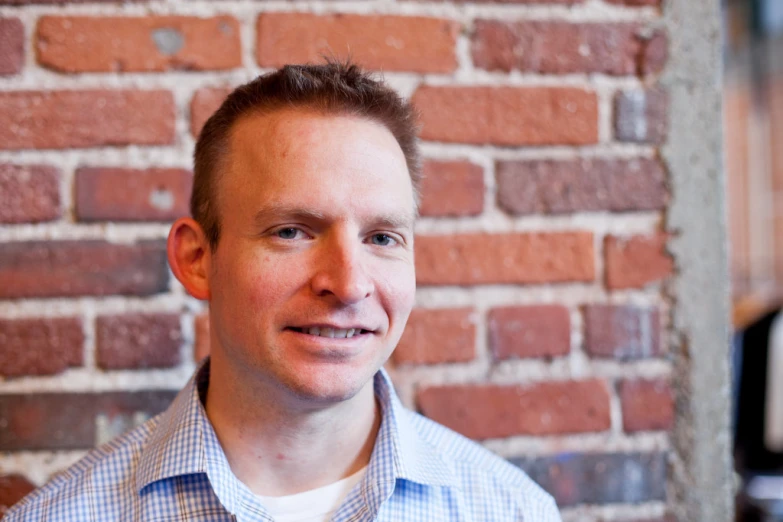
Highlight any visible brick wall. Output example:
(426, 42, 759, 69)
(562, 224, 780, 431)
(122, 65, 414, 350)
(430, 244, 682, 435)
(0, 1, 673, 520)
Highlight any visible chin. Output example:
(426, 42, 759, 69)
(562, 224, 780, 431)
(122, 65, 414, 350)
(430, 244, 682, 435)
(283, 381, 367, 408)
(278, 365, 376, 406)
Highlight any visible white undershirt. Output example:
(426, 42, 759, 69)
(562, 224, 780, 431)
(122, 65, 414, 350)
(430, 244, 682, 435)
(254, 466, 367, 522)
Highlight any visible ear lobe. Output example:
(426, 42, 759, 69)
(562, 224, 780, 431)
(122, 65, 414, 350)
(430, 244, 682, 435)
(167, 217, 211, 300)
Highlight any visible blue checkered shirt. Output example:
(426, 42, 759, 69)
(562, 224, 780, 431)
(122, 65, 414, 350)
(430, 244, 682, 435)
(6, 362, 562, 521)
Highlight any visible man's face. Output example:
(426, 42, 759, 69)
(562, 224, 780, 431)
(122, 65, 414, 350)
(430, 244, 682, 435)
(207, 109, 417, 405)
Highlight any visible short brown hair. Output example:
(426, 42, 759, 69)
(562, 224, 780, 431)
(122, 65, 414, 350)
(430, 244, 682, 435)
(192, 61, 422, 250)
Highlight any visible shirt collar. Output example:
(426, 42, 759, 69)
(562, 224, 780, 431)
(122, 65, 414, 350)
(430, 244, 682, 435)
(136, 360, 456, 497)
(135, 359, 210, 493)
(372, 368, 455, 488)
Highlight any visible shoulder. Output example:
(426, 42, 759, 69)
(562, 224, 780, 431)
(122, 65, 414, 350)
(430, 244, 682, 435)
(3, 416, 159, 521)
(406, 409, 536, 488)
(405, 409, 561, 520)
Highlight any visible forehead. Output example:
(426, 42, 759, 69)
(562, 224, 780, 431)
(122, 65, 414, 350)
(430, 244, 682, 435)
(219, 108, 415, 223)
(231, 108, 403, 160)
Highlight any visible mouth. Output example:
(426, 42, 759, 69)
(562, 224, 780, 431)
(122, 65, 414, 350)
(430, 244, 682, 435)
(286, 326, 374, 339)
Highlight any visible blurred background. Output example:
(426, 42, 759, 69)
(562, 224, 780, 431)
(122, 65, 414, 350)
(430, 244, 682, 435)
(725, 0, 783, 520)
(726, 0, 783, 319)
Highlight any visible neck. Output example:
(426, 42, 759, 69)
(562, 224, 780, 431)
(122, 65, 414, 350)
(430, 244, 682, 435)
(204, 356, 381, 497)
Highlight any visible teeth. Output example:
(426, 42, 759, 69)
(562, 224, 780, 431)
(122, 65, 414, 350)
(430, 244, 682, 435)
(303, 327, 359, 338)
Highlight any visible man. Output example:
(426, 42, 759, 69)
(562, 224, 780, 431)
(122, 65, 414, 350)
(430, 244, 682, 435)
(6, 62, 562, 521)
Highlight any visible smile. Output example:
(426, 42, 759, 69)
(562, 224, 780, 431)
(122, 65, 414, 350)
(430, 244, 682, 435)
(287, 327, 372, 339)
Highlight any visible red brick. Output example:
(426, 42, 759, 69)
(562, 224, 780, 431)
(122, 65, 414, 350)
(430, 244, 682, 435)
(512, 452, 667, 506)
(488, 305, 570, 359)
(0, 18, 24, 75)
(190, 87, 231, 137)
(605, 233, 673, 289)
(257, 13, 459, 74)
(392, 308, 476, 365)
(419, 160, 484, 217)
(417, 379, 611, 439)
(620, 378, 674, 432)
(641, 30, 668, 75)
(0, 391, 176, 450)
(0, 240, 168, 298)
(36, 16, 240, 74)
(96, 314, 181, 370)
(194, 313, 209, 362)
(614, 87, 668, 143)
(412, 86, 598, 145)
(472, 21, 664, 76)
(0, 475, 35, 517)
(497, 158, 667, 215)
(415, 232, 595, 285)
(583, 304, 660, 359)
(0, 164, 61, 223)
(0, 90, 175, 150)
(0, 318, 83, 377)
(75, 167, 192, 222)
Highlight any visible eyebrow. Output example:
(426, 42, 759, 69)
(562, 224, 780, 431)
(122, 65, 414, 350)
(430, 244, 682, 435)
(253, 205, 415, 230)
(253, 206, 326, 226)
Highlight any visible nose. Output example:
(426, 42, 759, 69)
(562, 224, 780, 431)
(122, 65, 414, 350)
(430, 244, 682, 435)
(310, 233, 374, 305)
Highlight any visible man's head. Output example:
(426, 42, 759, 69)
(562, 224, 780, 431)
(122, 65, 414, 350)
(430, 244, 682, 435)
(192, 61, 422, 251)
(168, 62, 420, 407)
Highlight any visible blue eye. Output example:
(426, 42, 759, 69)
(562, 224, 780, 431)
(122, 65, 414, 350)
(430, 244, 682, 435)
(371, 234, 394, 246)
(277, 228, 299, 239)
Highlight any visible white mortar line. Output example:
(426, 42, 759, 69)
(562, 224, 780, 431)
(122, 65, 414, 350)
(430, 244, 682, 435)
(561, 501, 667, 522)
(484, 430, 669, 457)
(0, 2, 661, 22)
(569, 305, 590, 379)
(0, 143, 658, 168)
(0, 451, 88, 486)
(0, 366, 195, 393)
(0, 210, 663, 242)
(414, 210, 663, 234)
(81, 300, 97, 371)
(0, 70, 647, 92)
(608, 376, 624, 434)
(0, 293, 194, 318)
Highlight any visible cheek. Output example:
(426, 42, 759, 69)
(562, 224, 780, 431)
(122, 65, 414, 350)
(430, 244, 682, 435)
(378, 261, 417, 322)
(214, 250, 289, 313)
(243, 253, 310, 308)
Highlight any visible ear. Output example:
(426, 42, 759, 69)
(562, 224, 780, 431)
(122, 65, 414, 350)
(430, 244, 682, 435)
(167, 217, 211, 300)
